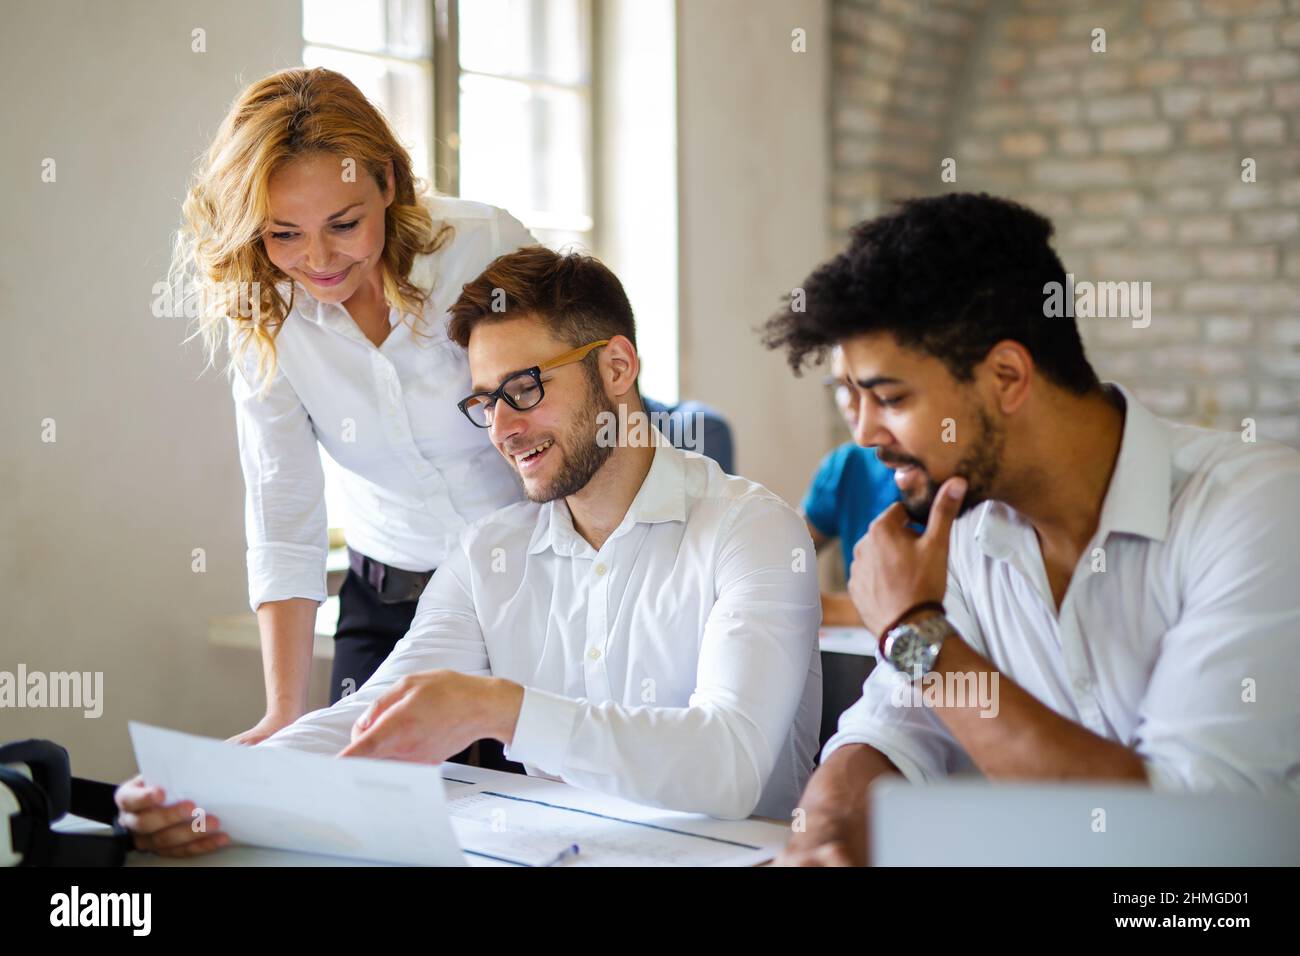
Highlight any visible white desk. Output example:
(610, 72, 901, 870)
(818, 626, 875, 657)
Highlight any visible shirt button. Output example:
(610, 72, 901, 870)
(594, 563, 607, 577)
(587, 647, 602, 661)
(1074, 676, 1092, 693)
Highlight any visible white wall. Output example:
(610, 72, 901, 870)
(1, 0, 311, 781)
(676, 0, 831, 504)
(595, 0, 680, 404)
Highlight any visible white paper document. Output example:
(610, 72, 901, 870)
(440, 766, 786, 867)
(128, 722, 464, 866)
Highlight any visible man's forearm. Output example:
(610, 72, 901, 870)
(792, 743, 900, 854)
(259, 674, 379, 753)
(931, 631, 1147, 781)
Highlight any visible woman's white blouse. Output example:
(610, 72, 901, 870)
(231, 197, 533, 611)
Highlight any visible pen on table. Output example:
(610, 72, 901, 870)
(539, 843, 580, 867)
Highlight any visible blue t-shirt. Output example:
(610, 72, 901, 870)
(802, 443, 901, 581)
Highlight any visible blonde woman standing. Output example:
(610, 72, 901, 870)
(177, 67, 529, 751)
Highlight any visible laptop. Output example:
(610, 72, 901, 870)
(870, 778, 1300, 866)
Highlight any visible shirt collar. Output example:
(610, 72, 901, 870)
(527, 427, 687, 557)
(279, 278, 394, 343)
(1093, 382, 1171, 542)
(973, 381, 1172, 561)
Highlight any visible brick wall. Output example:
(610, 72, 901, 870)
(831, 0, 1300, 443)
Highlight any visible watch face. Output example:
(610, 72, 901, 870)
(890, 631, 930, 677)
(886, 617, 948, 678)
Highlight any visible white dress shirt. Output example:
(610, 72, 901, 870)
(231, 197, 533, 611)
(262, 435, 824, 820)
(825, 383, 1300, 795)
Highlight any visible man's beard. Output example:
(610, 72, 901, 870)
(886, 406, 1005, 524)
(524, 373, 616, 504)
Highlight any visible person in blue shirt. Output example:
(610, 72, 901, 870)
(802, 347, 901, 626)
(642, 396, 734, 474)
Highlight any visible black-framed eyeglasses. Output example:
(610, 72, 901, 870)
(457, 339, 610, 428)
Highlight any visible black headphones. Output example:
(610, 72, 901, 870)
(1, 739, 130, 867)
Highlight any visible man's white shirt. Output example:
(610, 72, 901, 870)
(825, 383, 1300, 795)
(263, 435, 824, 820)
(232, 197, 532, 611)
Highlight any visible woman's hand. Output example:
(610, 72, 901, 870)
(227, 710, 298, 746)
(113, 776, 230, 857)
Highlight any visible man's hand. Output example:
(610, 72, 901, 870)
(339, 671, 524, 763)
(227, 710, 299, 746)
(774, 823, 866, 867)
(772, 745, 896, 867)
(849, 476, 967, 635)
(114, 776, 230, 857)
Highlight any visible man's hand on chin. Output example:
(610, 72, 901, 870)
(848, 475, 966, 636)
(338, 671, 524, 764)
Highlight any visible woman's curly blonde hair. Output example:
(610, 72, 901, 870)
(173, 67, 451, 392)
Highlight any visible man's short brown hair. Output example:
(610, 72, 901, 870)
(448, 245, 637, 354)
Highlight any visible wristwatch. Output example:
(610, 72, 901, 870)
(881, 612, 954, 680)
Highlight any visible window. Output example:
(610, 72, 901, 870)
(452, 0, 594, 249)
(303, 0, 434, 186)
(302, 0, 594, 250)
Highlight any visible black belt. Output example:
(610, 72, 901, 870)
(347, 547, 435, 604)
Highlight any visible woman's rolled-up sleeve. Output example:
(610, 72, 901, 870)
(230, 351, 328, 611)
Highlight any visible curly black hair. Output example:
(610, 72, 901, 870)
(762, 192, 1100, 395)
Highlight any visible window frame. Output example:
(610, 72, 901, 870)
(433, 0, 598, 247)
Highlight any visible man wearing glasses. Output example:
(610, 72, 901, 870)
(116, 245, 822, 853)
